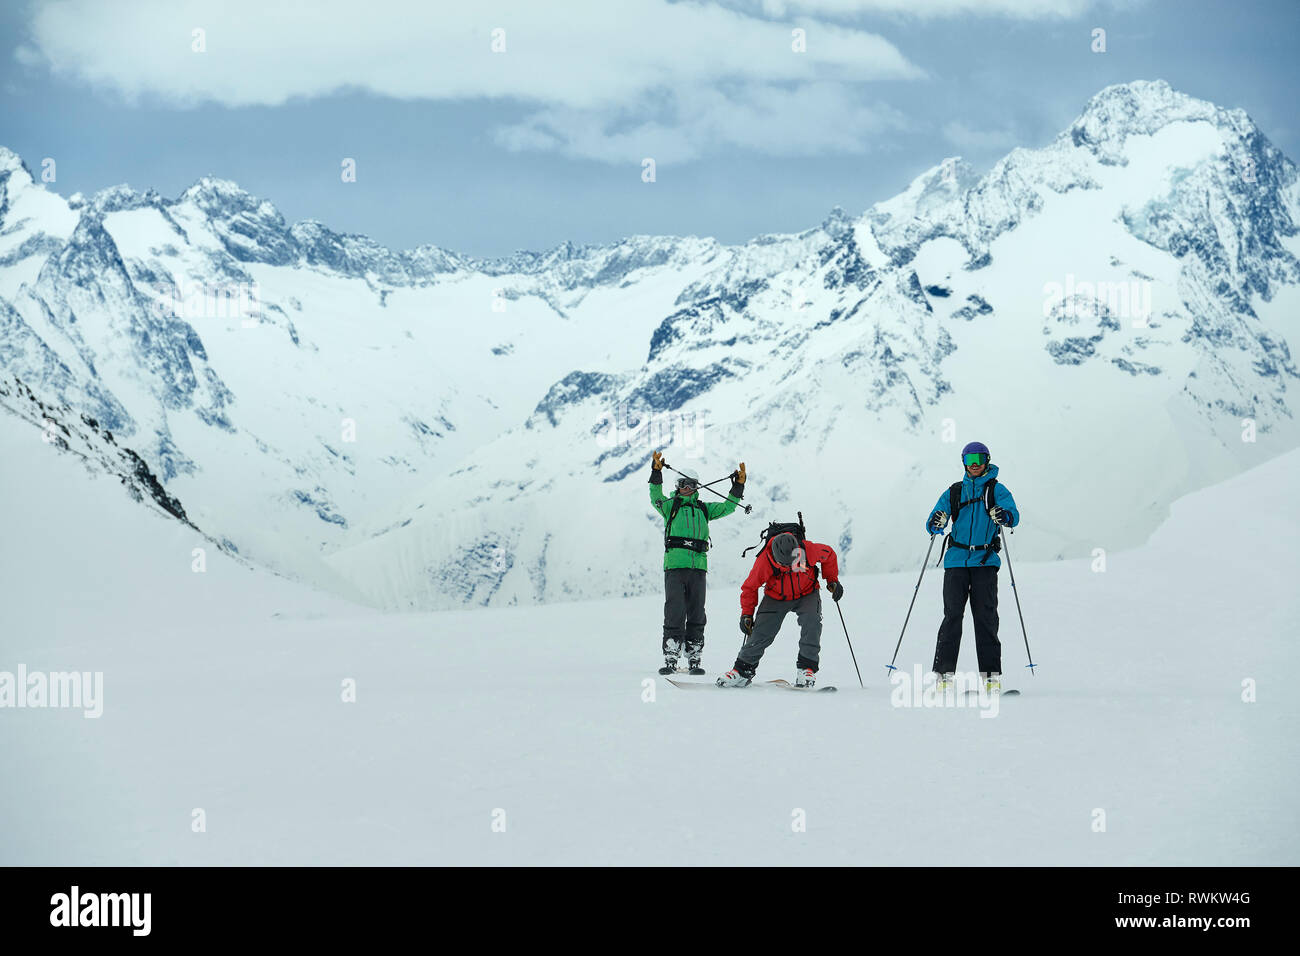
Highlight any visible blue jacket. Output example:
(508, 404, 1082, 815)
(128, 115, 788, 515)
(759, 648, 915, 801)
(923, 464, 1020, 569)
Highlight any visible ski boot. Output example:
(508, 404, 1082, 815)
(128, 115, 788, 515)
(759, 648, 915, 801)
(936, 671, 956, 692)
(716, 665, 754, 688)
(983, 672, 1002, 694)
(658, 656, 680, 676)
(687, 658, 706, 676)
(795, 667, 816, 689)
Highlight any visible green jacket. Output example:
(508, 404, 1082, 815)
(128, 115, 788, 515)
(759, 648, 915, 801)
(649, 471, 743, 570)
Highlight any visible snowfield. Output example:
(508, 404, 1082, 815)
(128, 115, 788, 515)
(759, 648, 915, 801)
(2, 409, 1294, 866)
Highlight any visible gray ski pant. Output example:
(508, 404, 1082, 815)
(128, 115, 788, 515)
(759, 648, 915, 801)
(737, 590, 823, 672)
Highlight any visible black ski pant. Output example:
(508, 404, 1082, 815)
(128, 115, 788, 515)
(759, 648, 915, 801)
(932, 566, 1001, 674)
(737, 590, 822, 674)
(663, 568, 707, 661)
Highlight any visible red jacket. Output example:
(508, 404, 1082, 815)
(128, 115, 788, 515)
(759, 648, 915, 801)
(740, 540, 839, 615)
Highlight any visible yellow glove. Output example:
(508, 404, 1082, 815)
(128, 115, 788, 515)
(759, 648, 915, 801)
(652, 451, 664, 470)
(736, 462, 746, 484)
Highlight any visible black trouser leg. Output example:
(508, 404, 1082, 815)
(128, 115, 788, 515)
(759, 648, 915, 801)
(682, 569, 707, 662)
(932, 568, 971, 674)
(969, 566, 1002, 674)
(662, 569, 687, 659)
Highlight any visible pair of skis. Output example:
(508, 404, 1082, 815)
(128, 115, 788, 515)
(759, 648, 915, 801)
(665, 677, 1022, 697)
(665, 677, 838, 693)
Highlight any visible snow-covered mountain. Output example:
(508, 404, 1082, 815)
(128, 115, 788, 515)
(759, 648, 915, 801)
(2, 79, 1298, 610)
(0, 146, 725, 598)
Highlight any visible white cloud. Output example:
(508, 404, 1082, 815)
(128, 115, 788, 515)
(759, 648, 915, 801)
(745, 0, 1094, 18)
(497, 82, 914, 163)
(16, 0, 927, 161)
(941, 120, 1021, 151)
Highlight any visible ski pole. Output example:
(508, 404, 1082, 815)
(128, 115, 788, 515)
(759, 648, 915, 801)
(697, 467, 750, 500)
(697, 472, 737, 490)
(885, 533, 938, 678)
(834, 600, 864, 688)
(662, 460, 752, 514)
(1000, 529, 1037, 675)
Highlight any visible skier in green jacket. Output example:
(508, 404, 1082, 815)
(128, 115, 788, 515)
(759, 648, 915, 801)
(648, 450, 746, 675)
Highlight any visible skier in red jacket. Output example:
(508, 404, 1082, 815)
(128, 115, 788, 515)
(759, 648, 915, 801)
(717, 528, 843, 688)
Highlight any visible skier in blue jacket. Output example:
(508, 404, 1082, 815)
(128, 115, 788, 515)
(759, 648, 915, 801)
(923, 441, 1020, 693)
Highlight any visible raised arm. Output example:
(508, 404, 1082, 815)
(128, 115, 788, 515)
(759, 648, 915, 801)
(706, 462, 746, 519)
(649, 451, 671, 517)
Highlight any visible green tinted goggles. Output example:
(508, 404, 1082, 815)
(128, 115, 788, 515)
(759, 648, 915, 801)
(963, 452, 989, 467)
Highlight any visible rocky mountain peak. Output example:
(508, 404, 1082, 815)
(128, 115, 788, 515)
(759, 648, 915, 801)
(1066, 79, 1242, 164)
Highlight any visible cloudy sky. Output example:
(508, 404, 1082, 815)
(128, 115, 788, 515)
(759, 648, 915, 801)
(3, 0, 1296, 257)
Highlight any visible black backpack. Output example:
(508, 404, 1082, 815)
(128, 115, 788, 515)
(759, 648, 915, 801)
(742, 512, 806, 558)
(937, 478, 1001, 567)
(743, 512, 820, 582)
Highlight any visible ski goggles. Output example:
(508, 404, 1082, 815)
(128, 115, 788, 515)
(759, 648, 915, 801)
(675, 477, 699, 492)
(963, 452, 990, 467)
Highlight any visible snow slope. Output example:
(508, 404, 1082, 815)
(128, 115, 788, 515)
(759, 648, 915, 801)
(2, 402, 1294, 865)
